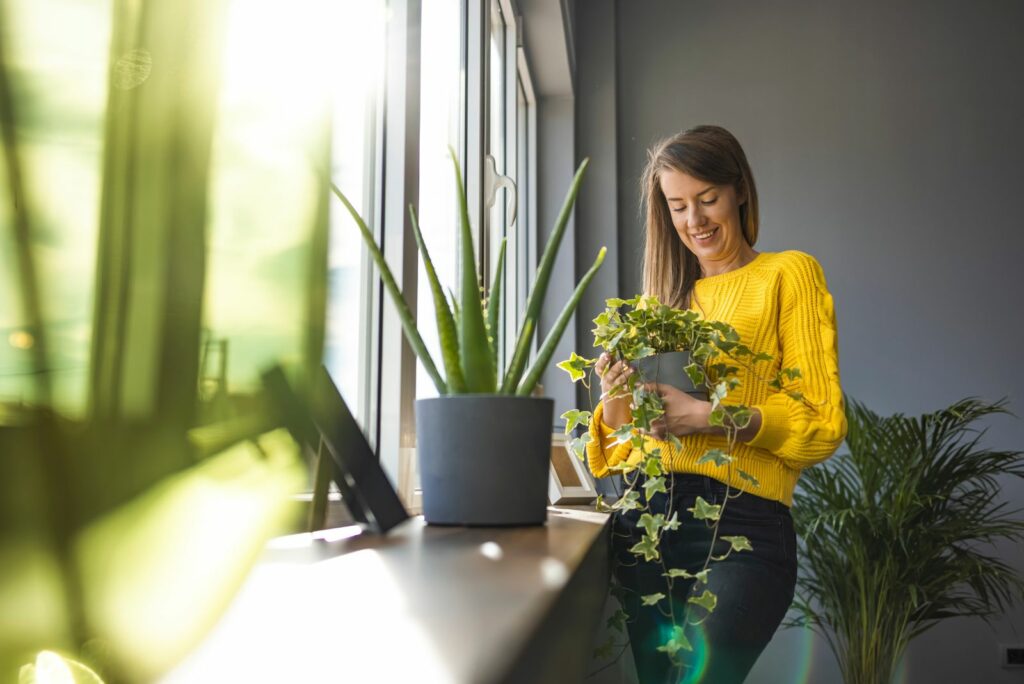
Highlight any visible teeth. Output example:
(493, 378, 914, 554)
(695, 227, 717, 239)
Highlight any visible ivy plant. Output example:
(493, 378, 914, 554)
(559, 294, 806, 675)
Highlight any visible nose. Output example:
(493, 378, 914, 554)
(686, 206, 707, 230)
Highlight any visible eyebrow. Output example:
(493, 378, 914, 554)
(665, 186, 716, 201)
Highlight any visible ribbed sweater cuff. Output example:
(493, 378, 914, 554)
(747, 401, 790, 454)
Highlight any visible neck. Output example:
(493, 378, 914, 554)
(699, 246, 758, 277)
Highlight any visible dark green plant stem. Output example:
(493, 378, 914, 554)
(330, 182, 446, 394)
(449, 146, 496, 393)
(501, 158, 589, 394)
(409, 204, 463, 393)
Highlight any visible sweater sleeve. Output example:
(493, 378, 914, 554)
(586, 401, 642, 478)
(746, 252, 848, 469)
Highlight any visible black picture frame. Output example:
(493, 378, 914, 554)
(262, 365, 409, 534)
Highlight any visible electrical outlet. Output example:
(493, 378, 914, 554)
(999, 644, 1024, 668)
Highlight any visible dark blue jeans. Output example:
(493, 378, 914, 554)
(611, 472, 797, 684)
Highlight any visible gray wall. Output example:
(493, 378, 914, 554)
(575, 0, 1024, 682)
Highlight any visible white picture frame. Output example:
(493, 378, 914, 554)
(548, 432, 598, 505)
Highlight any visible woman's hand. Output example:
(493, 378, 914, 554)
(642, 382, 712, 439)
(595, 352, 635, 429)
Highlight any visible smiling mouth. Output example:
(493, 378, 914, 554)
(693, 226, 719, 241)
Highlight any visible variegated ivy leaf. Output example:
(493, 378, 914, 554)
(569, 433, 593, 461)
(642, 456, 664, 477)
(631, 537, 660, 562)
(697, 449, 733, 467)
(737, 469, 760, 488)
(642, 476, 667, 499)
(663, 568, 695, 579)
(641, 593, 666, 607)
(614, 489, 643, 511)
(663, 511, 681, 531)
(656, 625, 692, 655)
(605, 297, 627, 307)
(687, 496, 722, 521)
(768, 377, 783, 390)
(693, 568, 711, 584)
(633, 345, 656, 360)
(753, 351, 774, 363)
(688, 589, 718, 613)
(782, 367, 802, 381)
(609, 423, 635, 446)
(630, 434, 646, 449)
(711, 381, 728, 403)
(721, 535, 753, 552)
(561, 408, 591, 435)
(726, 377, 742, 391)
(608, 461, 638, 474)
(708, 407, 726, 427)
(787, 391, 804, 402)
(725, 406, 753, 429)
(556, 352, 594, 382)
(638, 512, 666, 538)
(594, 494, 613, 513)
(684, 363, 706, 387)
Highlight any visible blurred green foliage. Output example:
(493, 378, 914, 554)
(1, 0, 330, 680)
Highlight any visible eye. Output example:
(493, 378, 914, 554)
(701, 197, 718, 205)
(671, 206, 685, 213)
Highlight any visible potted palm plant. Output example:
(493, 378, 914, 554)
(331, 148, 606, 526)
(789, 396, 1024, 684)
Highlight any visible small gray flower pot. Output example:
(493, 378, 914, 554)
(635, 351, 709, 400)
(416, 395, 554, 526)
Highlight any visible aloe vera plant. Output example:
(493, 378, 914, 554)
(331, 147, 606, 397)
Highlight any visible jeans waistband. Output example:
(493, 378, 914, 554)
(630, 471, 790, 514)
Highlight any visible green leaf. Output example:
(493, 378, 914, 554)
(631, 537, 660, 562)
(737, 469, 760, 488)
(449, 147, 497, 392)
(688, 589, 718, 613)
(609, 608, 628, 632)
(331, 183, 446, 394)
(502, 158, 590, 393)
(609, 423, 635, 446)
(516, 246, 607, 395)
(693, 568, 711, 584)
(684, 363, 706, 387)
(641, 592, 666, 606)
(753, 352, 774, 362)
(663, 568, 695, 578)
(569, 433, 593, 461)
(666, 433, 683, 452)
(408, 204, 464, 393)
(605, 297, 627, 307)
(643, 475, 667, 499)
(656, 625, 692, 655)
(783, 367, 802, 381)
(663, 511, 681, 531)
(638, 512, 666, 538)
(721, 535, 753, 552)
(557, 351, 595, 383)
(787, 391, 804, 402)
(486, 237, 507, 369)
(697, 449, 733, 467)
(615, 489, 642, 511)
(561, 408, 591, 435)
(643, 456, 664, 477)
(687, 496, 722, 521)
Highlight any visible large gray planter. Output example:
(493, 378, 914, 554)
(635, 351, 709, 400)
(416, 395, 554, 526)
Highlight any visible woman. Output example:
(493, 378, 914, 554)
(587, 125, 847, 684)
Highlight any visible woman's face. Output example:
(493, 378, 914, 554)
(659, 168, 747, 267)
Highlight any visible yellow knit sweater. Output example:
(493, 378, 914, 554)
(587, 250, 847, 507)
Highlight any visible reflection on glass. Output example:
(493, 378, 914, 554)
(0, 0, 111, 415)
(416, 0, 462, 402)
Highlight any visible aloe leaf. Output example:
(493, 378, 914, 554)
(330, 182, 447, 394)
(486, 237, 507, 370)
(449, 146, 497, 392)
(409, 205, 465, 393)
(448, 286, 461, 338)
(516, 246, 606, 396)
(502, 157, 590, 393)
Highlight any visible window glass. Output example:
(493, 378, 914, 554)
(415, 0, 463, 402)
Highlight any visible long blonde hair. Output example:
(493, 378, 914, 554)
(641, 125, 759, 309)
